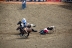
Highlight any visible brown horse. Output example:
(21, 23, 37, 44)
(16, 21, 37, 38)
(16, 25, 32, 38)
(23, 25, 32, 37)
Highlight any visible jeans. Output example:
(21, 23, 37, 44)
(22, 3, 26, 9)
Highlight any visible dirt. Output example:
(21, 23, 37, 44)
(0, 2, 72, 48)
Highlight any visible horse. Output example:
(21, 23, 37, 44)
(16, 21, 37, 38)
(17, 21, 22, 26)
(16, 25, 32, 38)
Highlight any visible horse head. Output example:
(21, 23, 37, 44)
(17, 21, 22, 25)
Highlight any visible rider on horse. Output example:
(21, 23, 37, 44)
(21, 18, 27, 28)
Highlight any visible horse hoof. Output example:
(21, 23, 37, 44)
(19, 33, 21, 34)
(33, 25, 36, 27)
(33, 30, 37, 32)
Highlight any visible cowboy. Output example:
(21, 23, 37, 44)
(21, 18, 27, 27)
(43, 27, 49, 34)
(22, 0, 26, 9)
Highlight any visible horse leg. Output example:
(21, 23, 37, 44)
(22, 33, 24, 36)
(16, 26, 20, 30)
(20, 28, 24, 36)
(32, 29, 37, 32)
(21, 30, 27, 36)
(27, 32, 30, 37)
(21, 31, 24, 36)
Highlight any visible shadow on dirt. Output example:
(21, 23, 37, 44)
(59, 2, 72, 10)
(0, 32, 20, 35)
(13, 33, 20, 35)
(16, 37, 29, 39)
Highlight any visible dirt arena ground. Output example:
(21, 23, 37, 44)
(0, 2, 72, 48)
